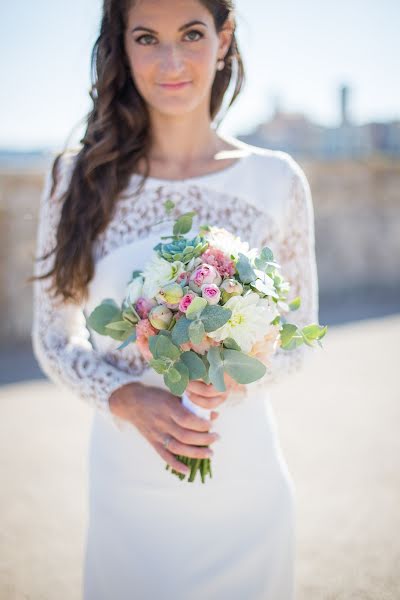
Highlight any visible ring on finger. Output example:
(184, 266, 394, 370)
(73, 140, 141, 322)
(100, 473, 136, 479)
(163, 433, 172, 450)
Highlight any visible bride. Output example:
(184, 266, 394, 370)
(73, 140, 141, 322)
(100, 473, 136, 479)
(31, 1, 319, 598)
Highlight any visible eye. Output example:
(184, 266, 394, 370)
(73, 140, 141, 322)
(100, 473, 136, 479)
(184, 29, 204, 41)
(135, 34, 156, 45)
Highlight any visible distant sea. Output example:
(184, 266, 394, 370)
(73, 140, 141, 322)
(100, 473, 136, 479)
(0, 149, 56, 172)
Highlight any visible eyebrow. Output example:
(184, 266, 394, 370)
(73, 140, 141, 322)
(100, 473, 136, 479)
(131, 19, 207, 34)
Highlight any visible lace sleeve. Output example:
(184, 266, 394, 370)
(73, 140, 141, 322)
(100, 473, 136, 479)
(245, 160, 319, 393)
(31, 154, 142, 431)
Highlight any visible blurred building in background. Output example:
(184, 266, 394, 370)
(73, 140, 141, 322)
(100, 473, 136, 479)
(239, 84, 400, 159)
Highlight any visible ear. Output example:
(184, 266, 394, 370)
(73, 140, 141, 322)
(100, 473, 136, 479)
(217, 15, 235, 58)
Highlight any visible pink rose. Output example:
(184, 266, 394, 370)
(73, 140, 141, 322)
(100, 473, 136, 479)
(189, 263, 221, 293)
(178, 291, 197, 313)
(201, 283, 221, 305)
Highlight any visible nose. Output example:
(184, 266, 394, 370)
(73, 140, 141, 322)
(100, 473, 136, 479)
(159, 43, 185, 74)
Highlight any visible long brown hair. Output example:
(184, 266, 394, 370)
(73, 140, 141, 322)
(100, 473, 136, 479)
(29, 0, 245, 305)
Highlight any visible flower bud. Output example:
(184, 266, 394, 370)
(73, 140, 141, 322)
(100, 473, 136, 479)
(220, 279, 243, 304)
(155, 282, 184, 309)
(148, 305, 173, 330)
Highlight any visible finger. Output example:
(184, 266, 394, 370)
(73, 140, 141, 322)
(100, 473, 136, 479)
(171, 405, 213, 432)
(165, 436, 214, 460)
(187, 380, 226, 397)
(169, 422, 220, 447)
(156, 442, 190, 475)
(186, 391, 228, 409)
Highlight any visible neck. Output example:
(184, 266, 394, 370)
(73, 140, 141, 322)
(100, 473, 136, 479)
(148, 105, 223, 171)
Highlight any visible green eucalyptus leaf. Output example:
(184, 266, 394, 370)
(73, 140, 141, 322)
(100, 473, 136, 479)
(148, 334, 158, 358)
(222, 337, 242, 351)
(200, 305, 232, 332)
(171, 316, 191, 345)
(188, 320, 206, 345)
(180, 351, 207, 380)
(279, 323, 298, 347)
(105, 320, 132, 332)
(116, 331, 137, 350)
(206, 347, 226, 392)
(173, 212, 196, 236)
(167, 366, 181, 383)
(155, 334, 181, 361)
(236, 252, 257, 284)
(108, 326, 136, 342)
(261, 247, 274, 262)
(222, 349, 266, 384)
(186, 296, 207, 320)
(86, 301, 121, 335)
(164, 361, 189, 396)
(149, 358, 168, 374)
(302, 323, 328, 340)
(288, 296, 301, 311)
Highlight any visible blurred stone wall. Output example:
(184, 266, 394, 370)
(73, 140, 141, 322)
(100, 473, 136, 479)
(0, 157, 399, 343)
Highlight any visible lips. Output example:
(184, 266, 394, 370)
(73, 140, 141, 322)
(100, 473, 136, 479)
(159, 81, 191, 90)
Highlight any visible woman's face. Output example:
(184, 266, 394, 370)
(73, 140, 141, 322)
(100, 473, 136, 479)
(124, 0, 233, 118)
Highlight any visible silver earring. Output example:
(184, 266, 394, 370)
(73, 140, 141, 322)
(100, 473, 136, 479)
(216, 59, 225, 71)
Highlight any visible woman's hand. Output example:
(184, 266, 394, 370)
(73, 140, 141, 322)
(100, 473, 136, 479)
(185, 373, 246, 410)
(109, 382, 221, 476)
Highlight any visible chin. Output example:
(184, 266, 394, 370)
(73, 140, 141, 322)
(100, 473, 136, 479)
(151, 99, 202, 117)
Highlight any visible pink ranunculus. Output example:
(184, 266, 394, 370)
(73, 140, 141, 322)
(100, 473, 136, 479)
(201, 247, 236, 278)
(178, 291, 197, 313)
(135, 296, 157, 319)
(201, 283, 221, 305)
(135, 318, 158, 362)
(189, 263, 221, 293)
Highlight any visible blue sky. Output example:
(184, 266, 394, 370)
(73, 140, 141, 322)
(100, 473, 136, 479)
(1, 0, 398, 149)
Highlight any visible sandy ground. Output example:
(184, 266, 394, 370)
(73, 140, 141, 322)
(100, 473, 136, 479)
(0, 314, 399, 600)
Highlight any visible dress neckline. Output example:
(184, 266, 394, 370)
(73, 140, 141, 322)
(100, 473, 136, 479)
(128, 149, 252, 185)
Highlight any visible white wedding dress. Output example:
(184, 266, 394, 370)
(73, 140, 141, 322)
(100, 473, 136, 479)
(31, 138, 319, 600)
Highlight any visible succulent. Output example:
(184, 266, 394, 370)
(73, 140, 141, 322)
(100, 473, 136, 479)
(154, 235, 209, 265)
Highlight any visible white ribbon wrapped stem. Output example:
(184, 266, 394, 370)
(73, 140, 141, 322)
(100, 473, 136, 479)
(181, 391, 211, 420)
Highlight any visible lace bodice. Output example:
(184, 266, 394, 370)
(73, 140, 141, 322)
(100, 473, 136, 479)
(31, 144, 319, 430)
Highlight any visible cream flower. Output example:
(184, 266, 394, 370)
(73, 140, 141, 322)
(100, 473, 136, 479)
(141, 253, 186, 299)
(207, 292, 279, 353)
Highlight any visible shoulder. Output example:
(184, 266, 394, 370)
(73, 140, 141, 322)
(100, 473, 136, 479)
(225, 137, 309, 206)
(225, 135, 306, 186)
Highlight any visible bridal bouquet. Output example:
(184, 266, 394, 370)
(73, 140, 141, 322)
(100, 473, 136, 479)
(87, 200, 327, 483)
